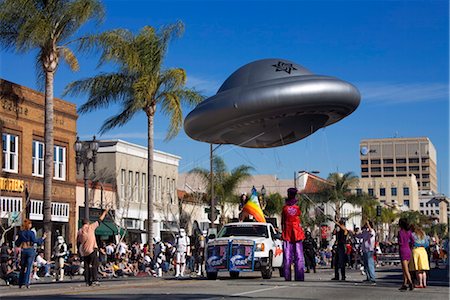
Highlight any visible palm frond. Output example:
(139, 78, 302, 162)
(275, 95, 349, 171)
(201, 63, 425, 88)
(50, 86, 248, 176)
(99, 98, 140, 134)
(64, 73, 133, 113)
(58, 46, 79, 71)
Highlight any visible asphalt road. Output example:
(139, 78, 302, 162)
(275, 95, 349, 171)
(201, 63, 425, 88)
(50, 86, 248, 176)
(1, 266, 448, 300)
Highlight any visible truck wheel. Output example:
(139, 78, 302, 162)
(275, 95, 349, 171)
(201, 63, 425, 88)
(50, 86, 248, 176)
(206, 272, 218, 280)
(230, 271, 240, 279)
(261, 252, 273, 279)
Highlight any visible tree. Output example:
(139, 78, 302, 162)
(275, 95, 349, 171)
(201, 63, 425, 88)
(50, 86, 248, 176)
(320, 172, 368, 221)
(398, 210, 431, 227)
(64, 22, 203, 251)
(189, 156, 253, 225)
(0, 0, 104, 259)
(264, 193, 284, 217)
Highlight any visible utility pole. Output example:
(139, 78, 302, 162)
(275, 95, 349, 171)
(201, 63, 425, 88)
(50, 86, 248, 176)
(210, 143, 215, 228)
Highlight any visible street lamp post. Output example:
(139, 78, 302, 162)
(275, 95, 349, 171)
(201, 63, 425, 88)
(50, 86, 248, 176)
(75, 136, 99, 221)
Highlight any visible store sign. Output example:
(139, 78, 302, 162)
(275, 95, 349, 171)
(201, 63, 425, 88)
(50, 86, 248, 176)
(0, 178, 24, 192)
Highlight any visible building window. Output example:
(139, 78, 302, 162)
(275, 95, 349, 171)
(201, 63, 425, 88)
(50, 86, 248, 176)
(135, 172, 139, 202)
(435, 210, 439, 215)
(422, 166, 429, 171)
(422, 182, 430, 187)
(172, 178, 176, 205)
(120, 169, 126, 199)
(396, 158, 407, 164)
(2, 133, 18, 173)
(396, 166, 407, 172)
(422, 174, 429, 179)
(421, 158, 429, 163)
(403, 187, 409, 196)
(420, 203, 424, 207)
(142, 173, 147, 203)
(391, 187, 397, 196)
(371, 159, 381, 164)
(409, 166, 419, 171)
(356, 188, 362, 196)
(53, 145, 66, 180)
(371, 167, 381, 172)
(361, 168, 368, 172)
(152, 175, 156, 203)
(128, 171, 133, 201)
(32, 141, 44, 177)
(166, 177, 173, 204)
(384, 167, 394, 172)
(409, 158, 419, 164)
(158, 176, 162, 202)
(380, 188, 386, 196)
(404, 200, 410, 207)
(361, 160, 368, 165)
(383, 159, 393, 164)
(368, 188, 374, 197)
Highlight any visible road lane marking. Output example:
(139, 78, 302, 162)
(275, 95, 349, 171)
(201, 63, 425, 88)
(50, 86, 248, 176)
(231, 285, 287, 296)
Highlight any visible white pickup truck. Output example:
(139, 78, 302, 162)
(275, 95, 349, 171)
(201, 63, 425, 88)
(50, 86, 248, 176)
(205, 222, 283, 280)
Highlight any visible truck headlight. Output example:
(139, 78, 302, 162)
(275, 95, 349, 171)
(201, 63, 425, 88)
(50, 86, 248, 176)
(255, 243, 265, 251)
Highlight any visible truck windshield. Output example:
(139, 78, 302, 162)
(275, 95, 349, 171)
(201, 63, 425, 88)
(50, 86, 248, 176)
(217, 225, 269, 238)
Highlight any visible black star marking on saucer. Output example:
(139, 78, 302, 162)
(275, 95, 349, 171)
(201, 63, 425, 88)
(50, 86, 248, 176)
(272, 61, 297, 74)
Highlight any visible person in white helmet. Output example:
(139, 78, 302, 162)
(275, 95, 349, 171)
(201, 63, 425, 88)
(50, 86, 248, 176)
(175, 228, 190, 278)
(153, 237, 166, 277)
(53, 235, 67, 281)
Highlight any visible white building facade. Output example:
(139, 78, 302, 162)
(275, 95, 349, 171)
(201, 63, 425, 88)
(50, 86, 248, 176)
(91, 140, 180, 243)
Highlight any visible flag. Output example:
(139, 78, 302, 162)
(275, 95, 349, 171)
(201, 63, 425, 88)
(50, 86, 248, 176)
(242, 189, 266, 223)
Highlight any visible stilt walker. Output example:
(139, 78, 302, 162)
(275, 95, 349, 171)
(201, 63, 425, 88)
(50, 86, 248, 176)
(281, 187, 305, 281)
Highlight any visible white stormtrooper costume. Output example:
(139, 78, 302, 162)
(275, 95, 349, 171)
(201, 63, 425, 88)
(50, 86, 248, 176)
(154, 237, 166, 277)
(53, 235, 68, 281)
(175, 228, 190, 278)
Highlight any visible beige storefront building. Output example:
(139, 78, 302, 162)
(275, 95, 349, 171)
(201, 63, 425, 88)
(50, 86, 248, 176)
(84, 140, 180, 243)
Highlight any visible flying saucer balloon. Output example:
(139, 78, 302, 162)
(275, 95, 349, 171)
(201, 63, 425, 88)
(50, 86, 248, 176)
(184, 58, 360, 148)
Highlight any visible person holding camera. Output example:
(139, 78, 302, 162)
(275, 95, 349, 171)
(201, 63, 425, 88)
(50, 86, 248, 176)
(354, 220, 376, 285)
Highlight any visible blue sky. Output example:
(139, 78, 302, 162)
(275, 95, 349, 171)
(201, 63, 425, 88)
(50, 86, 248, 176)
(0, 0, 448, 194)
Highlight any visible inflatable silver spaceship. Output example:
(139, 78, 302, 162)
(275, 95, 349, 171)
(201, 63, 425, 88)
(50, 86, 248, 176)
(184, 58, 360, 148)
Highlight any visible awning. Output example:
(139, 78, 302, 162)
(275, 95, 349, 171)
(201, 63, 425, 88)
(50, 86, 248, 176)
(78, 220, 124, 236)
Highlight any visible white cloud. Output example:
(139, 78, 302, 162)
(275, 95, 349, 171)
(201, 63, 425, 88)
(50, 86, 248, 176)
(359, 82, 448, 105)
(187, 75, 221, 96)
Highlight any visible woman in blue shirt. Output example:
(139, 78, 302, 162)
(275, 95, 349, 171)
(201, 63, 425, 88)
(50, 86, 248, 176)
(15, 219, 46, 288)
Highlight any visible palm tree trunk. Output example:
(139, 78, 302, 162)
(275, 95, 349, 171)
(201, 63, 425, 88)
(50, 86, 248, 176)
(335, 200, 341, 222)
(146, 111, 154, 256)
(43, 70, 54, 260)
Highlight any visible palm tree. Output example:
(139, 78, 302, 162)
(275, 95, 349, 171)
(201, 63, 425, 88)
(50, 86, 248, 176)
(64, 22, 203, 251)
(264, 193, 284, 217)
(380, 206, 398, 240)
(189, 156, 253, 225)
(320, 172, 368, 221)
(0, 0, 104, 259)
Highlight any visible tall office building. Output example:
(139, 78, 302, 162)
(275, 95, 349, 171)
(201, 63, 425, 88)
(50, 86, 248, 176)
(359, 137, 437, 193)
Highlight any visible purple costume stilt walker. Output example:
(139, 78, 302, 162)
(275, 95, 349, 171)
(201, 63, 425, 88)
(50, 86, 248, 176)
(281, 188, 305, 281)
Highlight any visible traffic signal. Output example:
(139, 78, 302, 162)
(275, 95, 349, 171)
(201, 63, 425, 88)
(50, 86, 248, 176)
(376, 205, 382, 217)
